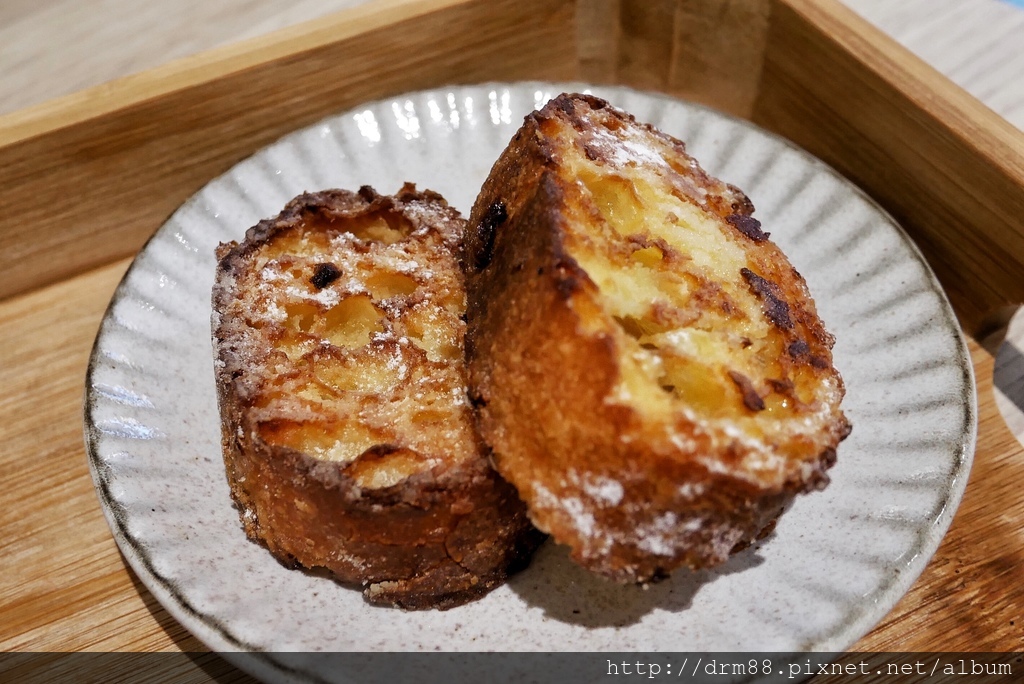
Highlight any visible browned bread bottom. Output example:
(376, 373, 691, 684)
(464, 94, 851, 583)
(212, 184, 543, 609)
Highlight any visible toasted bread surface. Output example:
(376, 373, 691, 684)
(213, 184, 541, 609)
(464, 94, 851, 582)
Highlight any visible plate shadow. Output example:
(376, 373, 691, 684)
(507, 536, 768, 628)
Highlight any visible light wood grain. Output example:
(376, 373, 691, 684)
(576, 0, 621, 84)
(0, 260, 259, 680)
(843, 0, 1024, 130)
(0, 258, 196, 652)
(2, 254, 1021, 665)
(2, 256, 1020, 660)
(579, 0, 1024, 335)
(580, 0, 770, 117)
(2, 0, 1024, 674)
(667, 0, 770, 117)
(4, 0, 1021, 328)
(0, 0, 576, 303)
(755, 0, 1024, 336)
(615, 0, 677, 94)
(855, 339, 1024, 651)
(0, 0, 367, 118)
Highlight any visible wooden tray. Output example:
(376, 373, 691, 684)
(2, 0, 1022, 668)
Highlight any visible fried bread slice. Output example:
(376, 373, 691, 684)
(464, 94, 851, 582)
(213, 184, 542, 609)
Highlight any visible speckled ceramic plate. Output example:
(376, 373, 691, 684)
(85, 83, 975, 671)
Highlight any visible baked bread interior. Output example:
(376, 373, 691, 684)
(212, 184, 542, 609)
(464, 94, 851, 582)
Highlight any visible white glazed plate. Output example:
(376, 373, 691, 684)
(85, 83, 975, 668)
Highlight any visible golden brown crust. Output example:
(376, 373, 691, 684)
(213, 184, 542, 609)
(465, 94, 851, 582)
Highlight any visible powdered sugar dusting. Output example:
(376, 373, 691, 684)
(579, 474, 624, 506)
(634, 512, 690, 556)
(586, 126, 669, 169)
(533, 483, 599, 543)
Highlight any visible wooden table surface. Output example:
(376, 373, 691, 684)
(2, 0, 1023, 677)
